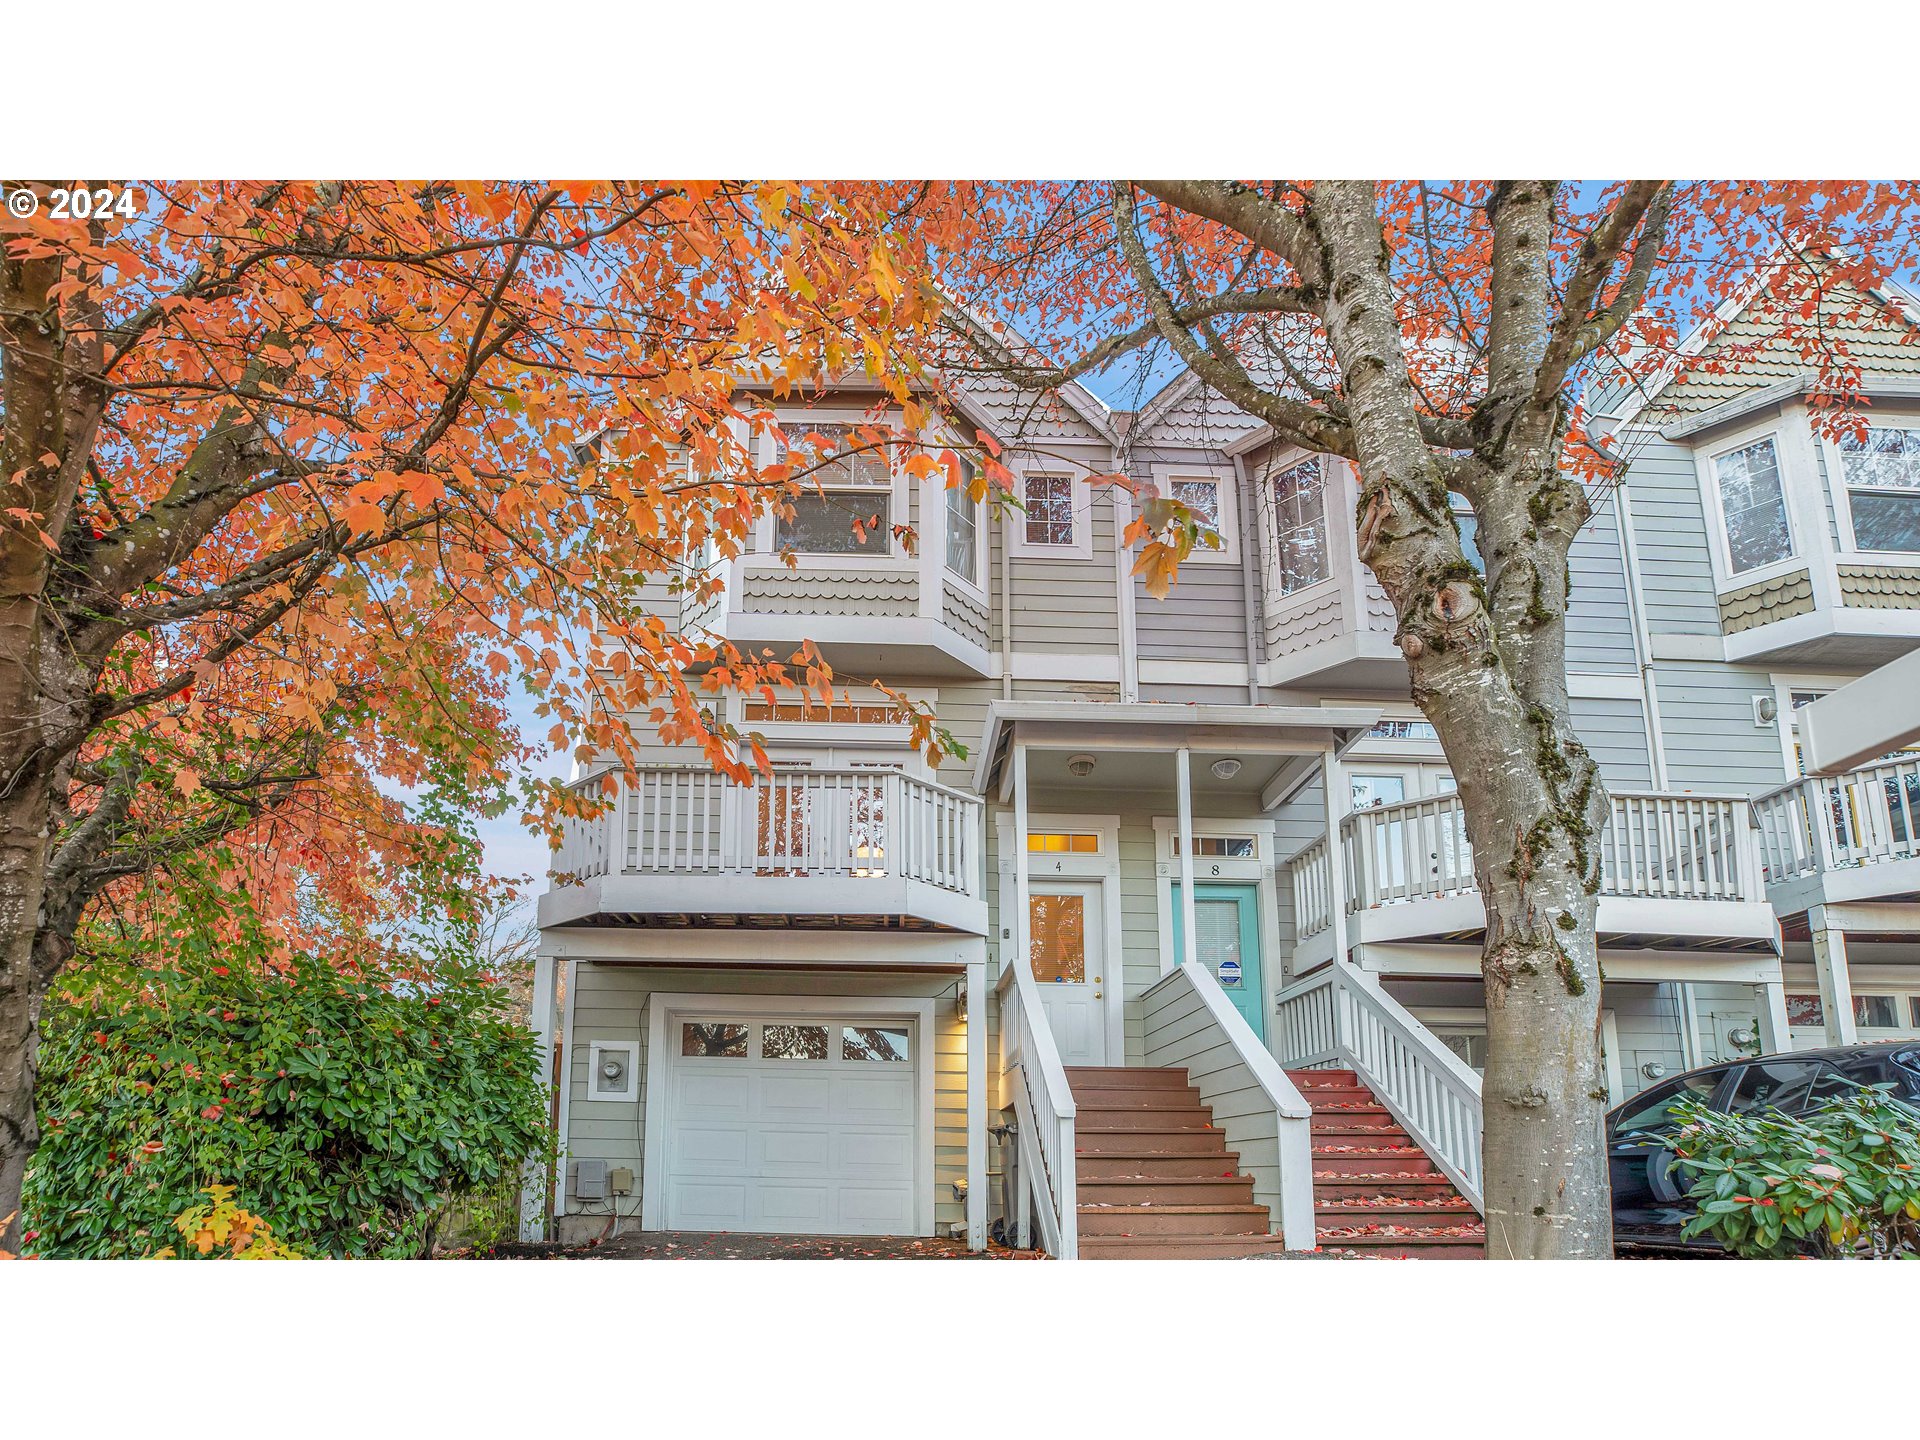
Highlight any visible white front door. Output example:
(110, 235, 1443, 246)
(1026, 882, 1107, 1066)
(663, 1015, 920, 1235)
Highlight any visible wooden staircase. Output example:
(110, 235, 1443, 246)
(1067, 1065, 1294, 1259)
(1287, 1068, 1486, 1259)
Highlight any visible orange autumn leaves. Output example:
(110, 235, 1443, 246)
(4, 180, 980, 958)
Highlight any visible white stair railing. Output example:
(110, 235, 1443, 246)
(1275, 962, 1485, 1211)
(994, 964, 1077, 1258)
(1754, 756, 1920, 883)
(1142, 962, 1316, 1248)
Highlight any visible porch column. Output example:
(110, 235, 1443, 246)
(1176, 746, 1199, 976)
(520, 950, 560, 1241)
(1810, 905, 1858, 1045)
(1754, 978, 1793, 1055)
(965, 956, 987, 1251)
(1321, 750, 1351, 965)
(1011, 740, 1033, 1248)
(1676, 983, 1704, 1070)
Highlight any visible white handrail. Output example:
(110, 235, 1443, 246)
(1336, 788, 1759, 912)
(551, 765, 982, 898)
(1274, 962, 1485, 1211)
(994, 964, 1078, 1259)
(1754, 757, 1920, 883)
(1142, 962, 1316, 1248)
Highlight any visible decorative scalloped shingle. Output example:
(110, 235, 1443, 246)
(740, 570, 918, 618)
(1838, 564, 1920, 609)
(1717, 569, 1815, 633)
(941, 583, 990, 648)
(1267, 592, 1344, 657)
(1655, 277, 1920, 418)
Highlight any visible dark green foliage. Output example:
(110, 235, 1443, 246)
(1660, 1088, 1920, 1258)
(23, 925, 549, 1258)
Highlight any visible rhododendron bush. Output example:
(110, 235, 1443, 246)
(19, 870, 546, 1258)
(1664, 1089, 1920, 1258)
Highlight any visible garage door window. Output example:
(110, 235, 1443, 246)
(682, 1022, 750, 1057)
(762, 1023, 829, 1060)
(843, 1025, 910, 1062)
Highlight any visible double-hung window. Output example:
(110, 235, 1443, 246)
(945, 457, 982, 583)
(1711, 436, 1793, 574)
(1268, 454, 1330, 593)
(775, 422, 894, 556)
(1159, 471, 1237, 564)
(1836, 426, 1920, 553)
(1020, 473, 1078, 550)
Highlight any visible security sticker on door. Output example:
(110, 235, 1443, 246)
(1217, 958, 1243, 987)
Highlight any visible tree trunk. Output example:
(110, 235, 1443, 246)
(0, 793, 54, 1249)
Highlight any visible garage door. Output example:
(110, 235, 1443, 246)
(664, 1015, 920, 1235)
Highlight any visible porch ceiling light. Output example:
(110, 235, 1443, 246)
(1066, 754, 1096, 778)
(1210, 757, 1243, 780)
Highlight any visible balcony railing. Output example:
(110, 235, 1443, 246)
(552, 765, 983, 900)
(1294, 789, 1761, 942)
(1753, 757, 1920, 884)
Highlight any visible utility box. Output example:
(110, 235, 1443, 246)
(609, 1167, 635, 1196)
(575, 1158, 609, 1202)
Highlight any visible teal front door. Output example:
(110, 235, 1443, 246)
(1170, 883, 1264, 1041)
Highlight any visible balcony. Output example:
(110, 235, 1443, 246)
(1753, 756, 1920, 917)
(1291, 789, 1778, 967)
(541, 765, 987, 935)
(681, 554, 993, 679)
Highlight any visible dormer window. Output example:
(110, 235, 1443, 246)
(1268, 454, 1330, 594)
(1836, 426, 1920, 553)
(1710, 436, 1793, 574)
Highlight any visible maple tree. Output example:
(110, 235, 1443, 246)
(0, 179, 968, 1244)
(911, 180, 1920, 1258)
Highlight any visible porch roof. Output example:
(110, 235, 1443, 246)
(972, 700, 1381, 802)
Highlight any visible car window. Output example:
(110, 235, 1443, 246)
(1613, 1070, 1724, 1133)
(1724, 1059, 1821, 1114)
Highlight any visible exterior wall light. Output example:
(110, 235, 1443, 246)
(1066, 754, 1096, 778)
(1210, 757, 1243, 780)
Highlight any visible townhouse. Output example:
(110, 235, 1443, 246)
(528, 267, 1920, 1257)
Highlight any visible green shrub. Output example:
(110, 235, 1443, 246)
(24, 936, 550, 1259)
(1663, 1087, 1920, 1258)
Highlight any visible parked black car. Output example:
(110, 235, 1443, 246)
(1607, 1041, 1920, 1254)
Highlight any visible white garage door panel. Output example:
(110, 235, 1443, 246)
(663, 1015, 921, 1237)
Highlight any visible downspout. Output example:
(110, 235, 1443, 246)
(1591, 425, 1670, 789)
(999, 507, 1014, 701)
(1112, 433, 1140, 703)
(1232, 453, 1261, 705)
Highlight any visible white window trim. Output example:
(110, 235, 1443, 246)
(1766, 670, 1859, 777)
(1256, 446, 1339, 604)
(1149, 463, 1240, 566)
(753, 408, 915, 566)
(1692, 420, 1804, 589)
(1148, 817, 1283, 999)
(993, 811, 1123, 1062)
(1008, 464, 1094, 561)
(640, 992, 937, 1236)
(1819, 417, 1920, 561)
(942, 477, 991, 599)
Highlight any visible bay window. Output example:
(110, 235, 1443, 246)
(1268, 454, 1330, 593)
(775, 421, 894, 556)
(1710, 436, 1793, 574)
(945, 457, 982, 583)
(1837, 425, 1920, 552)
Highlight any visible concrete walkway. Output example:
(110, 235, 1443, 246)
(487, 1230, 1047, 1260)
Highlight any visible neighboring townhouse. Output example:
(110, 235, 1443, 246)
(528, 270, 1920, 1258)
